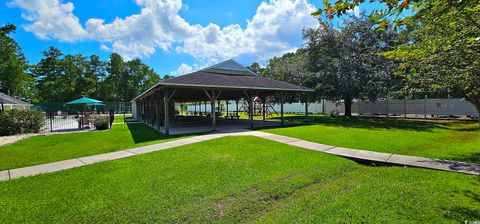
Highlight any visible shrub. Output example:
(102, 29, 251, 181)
(0, 109, 45, 136)
(93, 116, 110, 130)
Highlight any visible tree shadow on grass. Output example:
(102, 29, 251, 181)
(446, 152, 480, 165)
(444, 187, 480, 222)
(455, 125, 480, 132)
(126, 123, 202, 144)
(259, 115, 458, 132)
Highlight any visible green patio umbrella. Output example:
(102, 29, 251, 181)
(66, 97, 104, 130)
(66, 97, 103, 105)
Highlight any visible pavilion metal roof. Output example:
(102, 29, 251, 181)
(132, 59, 313, 102)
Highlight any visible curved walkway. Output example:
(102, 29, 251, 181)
(1, 129, 479, 181)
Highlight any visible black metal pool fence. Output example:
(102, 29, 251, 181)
(31, 102, 132, 132)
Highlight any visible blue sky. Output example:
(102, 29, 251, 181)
(1, 0, 378, 76)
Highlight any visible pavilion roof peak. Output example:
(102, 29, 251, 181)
(200, 59, 258, 76)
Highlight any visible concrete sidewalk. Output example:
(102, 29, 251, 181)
(255, 132, 480, 175)
(1, 130, 479, 181)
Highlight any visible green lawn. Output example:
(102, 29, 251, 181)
(261, 115, 480, 163)
(0, 123, 195, 170)
(113, 114, 132, 123)
(0, 136, 478, 223)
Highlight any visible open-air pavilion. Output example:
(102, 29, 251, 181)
(131, 60, 314, 135)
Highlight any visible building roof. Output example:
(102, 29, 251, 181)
(200, 59, 258, 76)
(0, 92, 31, 105)
(132, 59, 313, 102)
(160, 71, 311, 91)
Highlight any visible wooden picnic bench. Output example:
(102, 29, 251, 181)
(224, 112, 240, 119)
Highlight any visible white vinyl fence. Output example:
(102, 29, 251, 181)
(352, 98, 478, 117)
(183, 98, 478, 119)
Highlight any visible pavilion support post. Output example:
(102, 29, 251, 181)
(142, 100, 145, 122)
(280, 93, 285, 126)
(148, 96, 151, 126)
(148, 95, 154, 125)
(304, 94, 308, 121)
(145, 98, 149, 123)
(262, 97, 266, 121)
(249, 96, 254, 129)
(194, 102, 196, 115)
(236, 100, 239, 117)
(146, 97, 149, 125)
(151, 96, 155, 125)
(211, 90, 216, 131)
(204, 101, 207, 114)
(164, 90, 170, 135)
(157, 92, 161, 130)
(150, 96, 153, 126)
(141, 99, 145, 123)
(226, 100, 229, 117)
(243, 91, 254, 129)
(252, 100, 255, 117)
(149, 97, 152, 125)
(146, 98, 149, 124)
(135, 101, 138, 119)
(139, 101, 142, 121)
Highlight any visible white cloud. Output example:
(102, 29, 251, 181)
(177, 0, 318, 63)
(171, 63, 193, 75)
(10, 0, 318, 62)
(347, 6, 360, 18)
(99, 44, 111, 51)
(8, 0, 88, 41)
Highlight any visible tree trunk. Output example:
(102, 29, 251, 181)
(344, 97, 352, 117)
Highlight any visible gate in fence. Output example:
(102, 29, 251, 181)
(32, 102, 132, 132)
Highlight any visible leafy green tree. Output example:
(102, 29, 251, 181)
(315, 0, 480, 121)
(62, 54, 90, 99)
(33, 46, 64, 101)
(0, 24, 34, 98)
(124, 59, 160, 100)
(137, 62, 160, 93)
(106, 53, 126, 101)
(311, 0, 418, 29)
(383, 0, 480, 122)
(86, 55, 105, 99)
(105, 54, 160, 102)
(262, 50, 315, 92)
(304, 17, 399, 116)
(30, 47, 160, 103)
(247, 62, 260, 74)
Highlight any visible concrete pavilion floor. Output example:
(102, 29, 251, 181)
(155, 117, 294, 135)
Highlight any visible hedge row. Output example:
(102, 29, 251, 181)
(0, 110, 45, 136)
